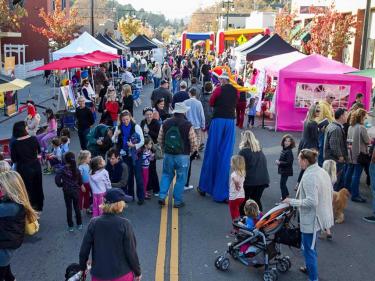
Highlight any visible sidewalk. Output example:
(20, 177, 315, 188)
(0, 75, 56, 138)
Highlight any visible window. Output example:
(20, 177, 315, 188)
(295, 82, 350, 109)
(52, 0, 66, 10)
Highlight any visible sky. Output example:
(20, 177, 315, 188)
(118, 0, 218, 20)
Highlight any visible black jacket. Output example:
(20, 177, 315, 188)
(239, 148, 270, 187)
(79, 214, 141, 279)
(151, 87, 173, 109)
(140, 119, 160, 144)
(75, 107, 94, 131)
(0, 201, 25, 250)
(278, 148, 294, 176)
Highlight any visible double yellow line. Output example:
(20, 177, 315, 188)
(155, 182, 179, 281)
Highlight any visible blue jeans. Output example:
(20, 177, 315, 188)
(318, 132, 324, 167)
(172, 79, 180, 94)
(345, 163, 363, 199)
(302, 232, 318, 281)
(334, 162, 346, 191)
(159, 154, 189, 204)
(153, 77, 161, 89)
(123, 156, 145, 201)
(370, 163, 375, 214)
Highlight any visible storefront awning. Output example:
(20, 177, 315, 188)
(0, 79, 31, 92)
(292, 21, 312, 45)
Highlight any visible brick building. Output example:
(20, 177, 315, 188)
(2, 0, 70, 64)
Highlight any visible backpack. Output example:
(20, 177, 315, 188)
(164, 125, 184, 154)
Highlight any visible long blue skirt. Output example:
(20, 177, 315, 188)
(198, 118, 235, 201)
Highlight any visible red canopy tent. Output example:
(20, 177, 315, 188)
(33, 51, 121, 71)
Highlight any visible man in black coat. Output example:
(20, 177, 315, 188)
(75, 96, 95, 150)
(151, 80, 173, 109)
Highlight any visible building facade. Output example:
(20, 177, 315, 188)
(3, 0, 70, 63)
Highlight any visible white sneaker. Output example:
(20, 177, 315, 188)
(184, 185, 194, 191)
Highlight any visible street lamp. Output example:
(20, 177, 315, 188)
(222, 0, 234, 30)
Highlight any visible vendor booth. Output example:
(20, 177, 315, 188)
(234, 34, 263, 72)
(96, 33, 125, 55)
(216, 28, 268, 55)
(181, 32, 215, 54)
(127, 35, 158, 52)
(53, 32, 117, 60)
(0, 77, 30, 116)
(245, 34, 299, 61)
(276, 54, 372, 131)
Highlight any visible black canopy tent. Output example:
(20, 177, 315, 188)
(127, 35, 158, 51)
(241, 34, 270, 53)
(96, 34, 123, 55)
(245, 34, 299, 61)
(104, 34, 129, 51)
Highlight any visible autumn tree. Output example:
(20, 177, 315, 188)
(31, 0, 82, 50)
(274, 7, 306, 43)
(303, 5, 356, 57)
(118, 17, 145, 43)
(0, 0, 27, 32)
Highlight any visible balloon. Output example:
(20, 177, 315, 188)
(139, 76, 144, 81)
(130, 57, 135, 63)
(126, 61, 131, 68)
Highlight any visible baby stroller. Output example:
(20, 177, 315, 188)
(215, 203, 300, 281)
(65, 263, 91, 281)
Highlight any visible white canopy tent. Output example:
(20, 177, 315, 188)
(152, 38, 165, 47)
(252, 51, 306, 77)
(234, 34, 263, 73)
(52, 32, 117, 60)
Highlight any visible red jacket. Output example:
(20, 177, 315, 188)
(105, 101, 119, 122)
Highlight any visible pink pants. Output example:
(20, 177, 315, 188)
(92, 193, 105, 217)
(92, 271, 134, 281)
(142, 167, 149, 194)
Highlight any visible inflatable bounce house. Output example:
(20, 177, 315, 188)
(181, 32, 215, 54)
(216, 28, 270, 55)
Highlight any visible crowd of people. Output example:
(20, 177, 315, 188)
(1, 46, 375, 281)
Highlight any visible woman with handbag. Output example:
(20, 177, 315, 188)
(283, 149, 334, 281)
(0, 168, 38, 281)
(140, 107, 161, 196)
(344, 108, 370, 203)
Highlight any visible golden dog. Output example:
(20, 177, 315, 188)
(332, 188, 350, 224)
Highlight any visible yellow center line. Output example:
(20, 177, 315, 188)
(155, 195, 168, 281)
(170, 189, 179, 281)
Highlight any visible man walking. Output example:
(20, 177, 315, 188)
(172, 81, 189, 109)
(324, 108, 348, 190)
(158, 102, 197, 208)
(151, 80, 173, 110)
(76, 96, 95, 150)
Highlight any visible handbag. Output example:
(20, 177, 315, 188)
(25, 218, 39, 236)
(274, 225, 301, 248)
(356, 127, 371, 165)
(153, 143, 164, 160)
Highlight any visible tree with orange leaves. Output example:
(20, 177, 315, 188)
(31, 0, 82, 50)
(275, 7, 306, 43)
(303, 4, 356, 57)
(0, 0, 27, 32)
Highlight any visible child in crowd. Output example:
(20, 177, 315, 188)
(229, 155, 246, 235)
(55, 152, 83, 232)
(276, 134, 295, 201)
(60, 136, 70, 155)
(37, 108, 57, 153)
(89, 156, 111, 217)
(141, 137, 154, 199)
(247, 97, 257, 129)
(239, 199, 263, 258)
(44, 137, 62, 175)
(78, 150, 92, 213)
(321, 159, 336, 240)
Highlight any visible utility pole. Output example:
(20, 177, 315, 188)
(90, 0, 94, 36)
(222, 0, 234, 30)
(360, 0, 371, 69)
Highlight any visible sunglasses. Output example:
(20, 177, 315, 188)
(316, 110, 321, 113)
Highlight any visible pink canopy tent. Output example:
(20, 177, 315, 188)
(252, 51, 306, 77)
(276, 54, 372, 131)
(33, 51, 121, 71)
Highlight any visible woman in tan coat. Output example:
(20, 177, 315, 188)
(345, 108, 370, 203)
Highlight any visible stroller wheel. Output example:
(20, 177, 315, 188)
(276, 258, 290, 273)
(214, 256, 230, 271)
(263, 270, 278, 281)
(284, 256, 292, 269)
(229, 248, 239, 260)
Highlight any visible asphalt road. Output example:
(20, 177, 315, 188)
(9, 81, 375, 281)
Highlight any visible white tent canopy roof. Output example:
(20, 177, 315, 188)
(52, 32, 117, 60)
(235, 34, 263, 54)
(252, 51, 307, 77)
(152, 38, 165, 47)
